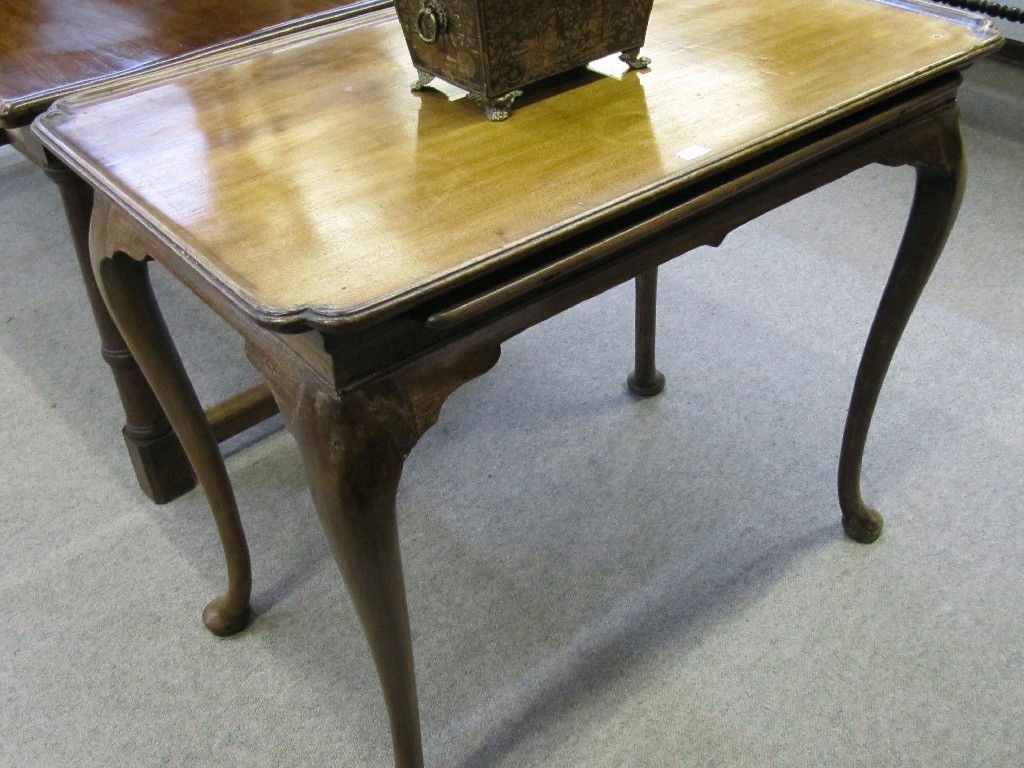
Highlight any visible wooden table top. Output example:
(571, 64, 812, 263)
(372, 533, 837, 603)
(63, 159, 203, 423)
(36, 0, 1000, 333)
(0, 0, 376, 128)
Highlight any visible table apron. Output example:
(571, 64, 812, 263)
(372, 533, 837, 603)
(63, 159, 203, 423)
(426, 86, 962, 332)
(89, 75, 963, 395)
(319, 86, 963, 391)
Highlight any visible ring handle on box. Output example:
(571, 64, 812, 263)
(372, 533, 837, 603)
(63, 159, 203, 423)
(416, 1, 447, 43)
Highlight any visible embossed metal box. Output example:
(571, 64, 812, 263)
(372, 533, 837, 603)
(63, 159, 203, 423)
(394, 0, 655, 120)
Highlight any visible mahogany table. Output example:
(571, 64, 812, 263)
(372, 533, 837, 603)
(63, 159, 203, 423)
(34, 0, 1001, 764)
(1, 0, 388, 503)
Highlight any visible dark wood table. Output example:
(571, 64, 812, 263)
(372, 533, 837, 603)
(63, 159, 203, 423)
(34, 0, 1001, 764)
(1, 0, 388, 504)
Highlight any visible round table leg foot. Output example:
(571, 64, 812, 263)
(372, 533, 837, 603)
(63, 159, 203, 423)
(627, 370, 666, 397)
(202, 595, 252, 637)
(842, 505, 884, 544)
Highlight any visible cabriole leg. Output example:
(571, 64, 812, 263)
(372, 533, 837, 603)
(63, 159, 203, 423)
(839, 108, 965, 543)
(275, 380, 423, 767)
(92, 250, 252, 635)
(250, 337, 500, 768)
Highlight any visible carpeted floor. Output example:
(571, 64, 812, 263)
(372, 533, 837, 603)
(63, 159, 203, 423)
(1, 58, 1021, 767)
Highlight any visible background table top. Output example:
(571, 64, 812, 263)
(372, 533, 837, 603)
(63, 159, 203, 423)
(0, 0, 376, 128)
(36, 0, 1000, 332)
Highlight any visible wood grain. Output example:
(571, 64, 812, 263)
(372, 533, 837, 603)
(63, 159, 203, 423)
(66, 2, 994, 761)
(0, 0, 386, 127)
(36, 0, 999, 331)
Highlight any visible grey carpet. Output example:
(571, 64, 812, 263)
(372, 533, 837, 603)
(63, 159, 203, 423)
(1, 58, 1022, 767)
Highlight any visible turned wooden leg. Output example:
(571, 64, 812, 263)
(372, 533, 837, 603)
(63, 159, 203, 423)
(92, 250, 252, 636)
(627, 267, 666, 396)
(839, 109, 965, 543)
(44, 160, 196, 504)
(249, 335, 500, 768)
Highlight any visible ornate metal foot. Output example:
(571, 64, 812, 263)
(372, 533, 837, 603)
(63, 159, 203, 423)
(470, 90, 523, 122)
(410, 70, 434, 91)
(619, 48, 651, 70)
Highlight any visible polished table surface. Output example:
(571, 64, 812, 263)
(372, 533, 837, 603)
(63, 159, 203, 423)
(33, 0, 1001, 764)
(1, 0, 388, 504)
(0, 0, 368, 128)
(35, 0, 998, 333)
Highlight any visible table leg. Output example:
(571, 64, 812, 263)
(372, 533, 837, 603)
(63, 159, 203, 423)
(249, 336, 500, 768)
(91, 250, 252, 636)
(43, 160, 196, 504)
(627, 267, 666, 396)
(839, 108, 965, 543)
